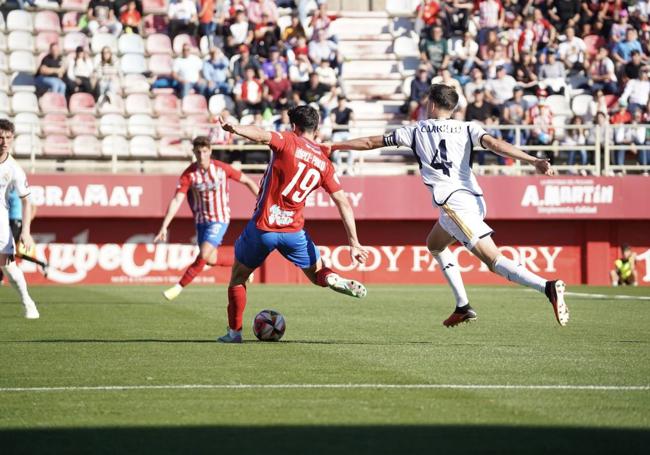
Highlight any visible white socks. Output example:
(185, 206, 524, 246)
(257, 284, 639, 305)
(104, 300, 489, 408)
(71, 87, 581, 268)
(493, 255, 546, 293)
(2, 262, 33, 303)
(434, 248, 470, 308)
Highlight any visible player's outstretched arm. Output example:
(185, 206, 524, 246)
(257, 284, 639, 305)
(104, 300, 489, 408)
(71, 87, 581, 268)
(239, 173, 260, 196)
(220, 117, 272, 144)
(19, 195, 34, 252)
(154, 192, 185, 242)
(329, 190, 369, 264)
(329, 135, 385, 153)
(481, 134, 554, 175)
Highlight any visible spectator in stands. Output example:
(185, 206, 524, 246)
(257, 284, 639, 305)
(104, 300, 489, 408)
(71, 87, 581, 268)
(440, 0, 472, 38)
(261, 47, 287, 80)
(588, 89, 609, 120)
(512, 51, 539, 93)
(610, 244, 638, 287)
(94, 46, 120, 104)
(251, 13, 281, 58)
(465, 88, 496, 122)
(299, 72, 329, 105)
(419, 26, 449, 76)
(248, 0, 279, 25)
(203, 47, 231, 96)
(310, 1, 332, 39)
(330, 96, 356, 174)
(315, 60, 337, 87)
(589, 47, 618, 94)
(611, 101, 633, 166)
(463, 67, 486, 104)
(526, 96, 555, 162)
(308, 30, 339, 67)
(485, 65, 517, 106)
(288, 53, 312, 86)
(628, 109, 649, 171)
(409, 66, 431, 116)
(198, 0, 216, 44)
(228, 10, 254, 54)
(264, 64, 292, 110)
(432, 68, 466, 110)
(415, 0, 441, 37)
(613, 28, 644, 66)
(563, 115, 589, 170)
(538, 50, 567, 95)
(119, 0, 142, 34)
(168, 0, 198, 39)
(67, 46, 95, 97)
(282, 13, 307, 46)
(233, 67, 264, 116)
(532, 8, 556, 50)
(450, 31, 481, 78)
(232, 45, 261, 82)
(173, 44, 207, 99)
(624, 50, 644, 81)
(477, 115, 505, 166)
(619, 67, 650, 114)
(548, 0, 580, 33)
(610, 9, 630, 44)
(558, 26, 586, 73)
(86, 0, 123, 36)
(273, 107, 292, 132)
(483, 44, 510, 80)
(35, 43, 67, 96)
(501, 86, 528, 144)
(476, 0, 504, 46)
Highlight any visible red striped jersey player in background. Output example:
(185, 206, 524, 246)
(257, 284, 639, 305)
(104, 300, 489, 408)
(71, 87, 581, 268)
(155, 136, 259, 301)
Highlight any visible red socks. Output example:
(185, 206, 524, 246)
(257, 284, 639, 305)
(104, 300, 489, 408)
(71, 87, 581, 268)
(228, 285, 247, 331)
(179, 257, 207, 287)
(315, 267, 335, 287)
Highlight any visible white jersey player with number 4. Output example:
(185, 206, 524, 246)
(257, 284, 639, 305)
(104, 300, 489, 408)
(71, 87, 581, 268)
(329, 84, 569, 328)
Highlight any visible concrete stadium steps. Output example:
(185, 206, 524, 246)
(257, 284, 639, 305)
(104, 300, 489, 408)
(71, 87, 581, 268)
(338, 40, 394, 60)
(329, 17, 392, 41)
(343, 79, 404, 99)
(347, 100, 404, 120)
(342, 60, 402, 80)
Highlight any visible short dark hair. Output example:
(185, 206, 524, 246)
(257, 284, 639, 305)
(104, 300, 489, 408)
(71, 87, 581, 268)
(288, 105, 320, 133)
(0, 119, 15, 135)
(621, 243, 631, 252)
(192, 136, 211, 149)
(428, 84, 459, 111)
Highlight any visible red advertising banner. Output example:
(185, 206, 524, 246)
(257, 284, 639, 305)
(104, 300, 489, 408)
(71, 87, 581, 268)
(28, 174, 650, 220)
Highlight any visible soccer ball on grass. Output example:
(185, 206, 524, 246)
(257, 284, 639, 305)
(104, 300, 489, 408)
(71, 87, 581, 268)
(253, 309, 286, 341)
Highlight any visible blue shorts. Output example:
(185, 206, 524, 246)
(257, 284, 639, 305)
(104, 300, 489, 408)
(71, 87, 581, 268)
(235, 220, 320, 269)
(196, 222, 229, 247)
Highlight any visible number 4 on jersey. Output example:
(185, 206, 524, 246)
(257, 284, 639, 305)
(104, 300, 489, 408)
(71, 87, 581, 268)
(430, 139, 451, 177)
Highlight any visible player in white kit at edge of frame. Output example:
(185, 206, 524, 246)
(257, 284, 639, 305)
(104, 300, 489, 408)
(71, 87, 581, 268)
(328, 84, 569, 328)
(0, 119, 39, 319)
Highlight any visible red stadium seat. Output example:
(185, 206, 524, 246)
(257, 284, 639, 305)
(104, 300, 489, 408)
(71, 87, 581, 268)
(604, 95, 619, 109)
(35, 32, 61, 53)
(583, 35, 605, 59)
(40, 92, 68, 114)
(69, 92, 96, 114)
(125, 93, 153, 115)
(34, 11, 61, 33)
(143, 0, 168, 15)
(172, 34, 199, 56)
(142, 14, 168, 35)
(73, 135, 101, 157)
(63, 32, 89, 54)
(61, 0, 90, 12)
(146, 34, 173, 55)
(42, 113, 69, 136)
(62, 12, 81, 32)
(153, 94, 180, 115)
(181, 94, 208, 115)
(159, 136, 190, 158)
(69, 113, 98, 136)
(156, 114, 183, 136)
(43, 135, 72, 157)
(148, 53, 173, 76)
(129, 136, 158, 158)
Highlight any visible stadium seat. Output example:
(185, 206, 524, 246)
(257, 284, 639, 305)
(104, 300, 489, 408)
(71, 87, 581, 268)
(142, 14, 168, 35)
(0, 11, 4, 33)
(239, 114, 255, 126)
(0, 53, 6, 73)
(118, 34, 145, 55)
(583, 35, 605, 59)
(122, 74, 151, 94)
(43, 135, 73, 157)
(277, 15, 292, 33)
(172, 34, 199, 56)
(62, 12, 81, 32)
(146, 33, 173, 55)
(153, 94, 180, 115)
(9, 51, 37, 73)
(401, 75, 413, 98)
(546, 94, 572, 117)
(34, 11, 61, 33)
(13, 134, 43, 158)
(156, 114, 183, 136)
(128, 114, 156, 137)
(183, 114, 210, 137)
(0, 73, 7, 93)
(61, 0, 91, 12)
(91, 33, 118, 54)
(98, 96, 125, 115)
(0, 93, 8, 113)
(100, 114, 127, 136)
(11, 92, 39, 114)
(129, 135, 158, 158)
(125, 93, 153, 115)
(571, 94, 594, 117)
(8, 31, 34, 52)
(11, 72, 37, 93)
(39, 92, 68, 114)
(199, 36, 211, 56)
(393, 35, 419, 58)
(399, 56, 419, 77)
(182, 94, 208, 115)
(13, 112, 41, 135)
(69, 92, 96, 114)
(69, 113, 98, 136)
(121, 53, 147, 74)
(143, 0, 168, 15)
(386, 0, 420, 16)
(604, 94, 619, 109)
(6, 10, 34, 33)
(148, 53, 173, 76)
(63, 32, 89, 54)
(73, 135, 101, 157)
(36, 32, 61, 53)
(0, 33, 6, 52)
(101, 135, 129, 158)
(159, 136, 191, 158)
(42, 113, 70, 136)
(208, 94, 235, 115)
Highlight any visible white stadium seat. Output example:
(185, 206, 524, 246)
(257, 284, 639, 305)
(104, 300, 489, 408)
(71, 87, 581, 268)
(101, 135, 130, 158)
(128, 114, 156, 137)
(8, 31, 34, 52)
(91, 33, 118, 54)
(100, 114, 127, 136)
(6, 10, 34, 33)
(129, 135, 158, 158)
(14, 134, 43, 157)
(11, 92, 39, 114)
(9, 51, 37, 73)
(118, 34, 145, 55)
(13, 112, 41, 135)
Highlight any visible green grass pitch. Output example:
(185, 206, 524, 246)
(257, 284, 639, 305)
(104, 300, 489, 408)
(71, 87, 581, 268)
(1, 284, 649, 454)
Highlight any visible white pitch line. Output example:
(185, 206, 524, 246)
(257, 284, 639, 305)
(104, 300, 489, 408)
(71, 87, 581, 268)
(564, 291, 650, 301)
(0, 384, 648, 393)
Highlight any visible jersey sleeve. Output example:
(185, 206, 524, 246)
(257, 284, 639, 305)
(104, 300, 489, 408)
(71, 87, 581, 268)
(321, 165, 342, 195)
(176, 170, 192, 194)
(13, 165, 30, 198)
(269, 131, 290, 155)
(215, 160, 243, 181)
(468, 122, 489, 148)
(383, 125, 417, 148)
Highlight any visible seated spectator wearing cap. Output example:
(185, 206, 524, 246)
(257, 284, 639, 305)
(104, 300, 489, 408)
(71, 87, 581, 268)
(465, 88, 497, 123)
(168, 0, 198, 40)
(203, 47, 231, 96)
(619, 67, 650, 115)
(35, 43, 68, 96)
(86, 0, 123, 36)
(67, 46, 95, 98)
(173, 44, 207, 98)
(232, 45, 261, 83)
(227, 10, 254, 55)
(589, 47, 618, 94)
(233, 67, 264, 116)
(485, 65, 518, 106)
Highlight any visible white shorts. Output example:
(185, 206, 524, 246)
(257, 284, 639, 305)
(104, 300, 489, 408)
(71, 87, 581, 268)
(437, 191, 493, 250)
(0, 219, 15, 255)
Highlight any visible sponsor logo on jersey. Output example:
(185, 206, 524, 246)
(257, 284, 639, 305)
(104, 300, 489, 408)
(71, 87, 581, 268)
(268, 204, 295, 226)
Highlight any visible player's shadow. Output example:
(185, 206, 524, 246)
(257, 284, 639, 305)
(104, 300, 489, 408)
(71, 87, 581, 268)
(0, 424, 647, 455)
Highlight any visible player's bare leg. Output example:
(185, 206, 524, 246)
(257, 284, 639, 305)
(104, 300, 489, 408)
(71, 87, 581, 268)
(472, 236, 569, 326)
(428, 222, 476, 327)
(217, 259, 256, 343)
(164, 242, 216, 301)
(0, 253, 39, 319)
(302, 259, 367, 299)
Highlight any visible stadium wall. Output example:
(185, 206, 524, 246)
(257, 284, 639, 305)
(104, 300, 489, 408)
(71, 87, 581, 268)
(23, 175, 650, 286)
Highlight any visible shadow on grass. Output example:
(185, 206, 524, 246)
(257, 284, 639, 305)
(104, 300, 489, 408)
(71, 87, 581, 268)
(0, 425, 647, 455)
